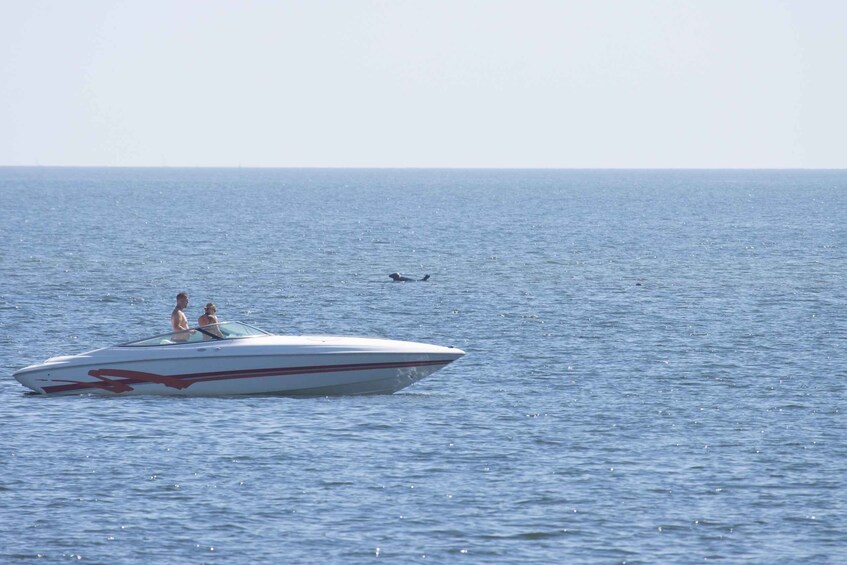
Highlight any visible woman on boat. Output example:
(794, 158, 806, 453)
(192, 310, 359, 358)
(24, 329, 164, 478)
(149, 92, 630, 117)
(198, 302, 219, 327)
(198, 303, 223, 339)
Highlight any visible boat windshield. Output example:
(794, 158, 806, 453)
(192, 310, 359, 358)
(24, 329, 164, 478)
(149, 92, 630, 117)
(121, 321, 273, 347)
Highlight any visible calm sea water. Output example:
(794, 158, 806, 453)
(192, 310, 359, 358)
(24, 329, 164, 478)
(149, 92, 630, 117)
(1, 168, 845, 563)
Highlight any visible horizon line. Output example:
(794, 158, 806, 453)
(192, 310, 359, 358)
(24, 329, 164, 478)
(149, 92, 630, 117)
(1, 165, 845, 171)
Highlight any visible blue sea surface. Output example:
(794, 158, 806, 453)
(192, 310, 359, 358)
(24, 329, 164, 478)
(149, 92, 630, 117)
(1, 168, 845, 563)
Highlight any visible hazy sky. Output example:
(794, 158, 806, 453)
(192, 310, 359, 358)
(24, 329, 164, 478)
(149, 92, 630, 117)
(1, 0, 844, 168)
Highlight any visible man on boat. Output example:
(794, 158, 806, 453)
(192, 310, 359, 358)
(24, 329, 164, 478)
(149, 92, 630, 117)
(171, 292, 190, 341)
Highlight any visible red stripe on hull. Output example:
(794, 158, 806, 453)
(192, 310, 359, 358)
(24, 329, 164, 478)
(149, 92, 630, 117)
(40, 359, 451, 395)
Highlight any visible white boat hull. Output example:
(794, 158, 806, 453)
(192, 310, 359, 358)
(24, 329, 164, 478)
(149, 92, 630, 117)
(13, 334, 464, 397)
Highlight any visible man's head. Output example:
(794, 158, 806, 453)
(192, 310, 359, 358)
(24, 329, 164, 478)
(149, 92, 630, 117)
(176, 292, 189, 308)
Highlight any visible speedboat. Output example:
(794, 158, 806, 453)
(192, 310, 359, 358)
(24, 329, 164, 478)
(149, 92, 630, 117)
(13, 321, 465, 396)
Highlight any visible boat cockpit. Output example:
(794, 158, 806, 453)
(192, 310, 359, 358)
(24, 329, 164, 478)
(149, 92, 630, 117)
(121, 321, 272, 347)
